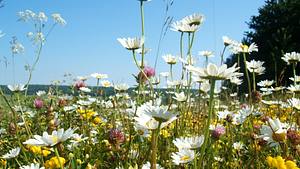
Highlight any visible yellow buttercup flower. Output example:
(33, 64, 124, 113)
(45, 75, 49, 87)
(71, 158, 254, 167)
(160, 129, 171, 138)
(0, 159, 7, 166)
(93, 117, 102, 124)
(44, 156, 66, 169)
(77, 109, 96, 120)
(28, 145, 51, 157)
(266, 156, 299, 169)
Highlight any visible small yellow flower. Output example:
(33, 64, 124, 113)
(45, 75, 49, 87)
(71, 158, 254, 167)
(44, 156, 66, 169)
(77, 109, 96, 120)
(93, 117, 102, 124)
(160, 129, 171, 138)
(285, 160, 299, 169)
(42, 149, 51, 157)
(266, 156, 299, 169)
(0, 159, 7, 166)
(27, 145, 51, 157)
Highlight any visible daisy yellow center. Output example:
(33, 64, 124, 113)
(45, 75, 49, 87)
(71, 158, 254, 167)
(181, 155, 191, 162)
(241, 45, 249, 52)
(52, 136, 59, 143)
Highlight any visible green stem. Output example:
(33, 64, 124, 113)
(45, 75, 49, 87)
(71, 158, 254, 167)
(54, 147, 64, 169)
(25, 42, 43, 96)
(140, 0, 145, 69)
(243, 53, 252, 103)
(180, 32, 184, 81)
(199, 79, 216, 167)
(220, 46, 227, 65)
(132, 50, 155, 98)
(252, 71, 256, 92)
(170, 64, 173, 81)
(293, 63, 297, 86)
(150, 122, 162, 169)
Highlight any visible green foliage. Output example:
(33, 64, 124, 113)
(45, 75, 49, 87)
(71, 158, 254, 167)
(225, 0, 300, 93)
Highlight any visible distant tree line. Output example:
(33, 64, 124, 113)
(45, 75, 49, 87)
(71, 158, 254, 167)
(225, 0, 300, 93)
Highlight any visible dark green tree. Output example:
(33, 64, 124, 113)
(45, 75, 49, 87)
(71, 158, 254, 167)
(225, 0, 300, 94)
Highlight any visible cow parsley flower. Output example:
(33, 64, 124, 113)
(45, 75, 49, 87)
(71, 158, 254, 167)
(52, 13, 66, 26)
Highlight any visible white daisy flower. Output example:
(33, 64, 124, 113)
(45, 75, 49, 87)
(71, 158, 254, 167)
(1, 147, 21, 159)
(20, 163, 45, 169)
(117, 37, 144, 50)
(23, 128, 76, 147)
(173, 92, 187, 102)
(7, 84, 26, 92)
(281, 52, 300, 64)
(171, 149, 195, 165)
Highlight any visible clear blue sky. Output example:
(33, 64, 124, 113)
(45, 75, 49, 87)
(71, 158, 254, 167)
(0, 0, 265, 85)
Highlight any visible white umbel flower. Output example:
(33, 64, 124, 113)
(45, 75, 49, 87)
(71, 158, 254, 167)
(52, 13, 66, 26)
(117, 37, 144, 50)
(1, 147, 20, 159)
(11, 41, 25, 54)
(23, 128, 76, 146)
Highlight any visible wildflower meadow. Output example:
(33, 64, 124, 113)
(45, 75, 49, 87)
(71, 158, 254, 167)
(0, 0, 300, 169)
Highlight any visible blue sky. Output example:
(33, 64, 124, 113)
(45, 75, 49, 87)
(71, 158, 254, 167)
(0, 0, 265, 85)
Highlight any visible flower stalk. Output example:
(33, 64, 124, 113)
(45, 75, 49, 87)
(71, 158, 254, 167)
(243, 53, 252, 102)
(199, 79, 216, 166)
(150, 122, 162, 169)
